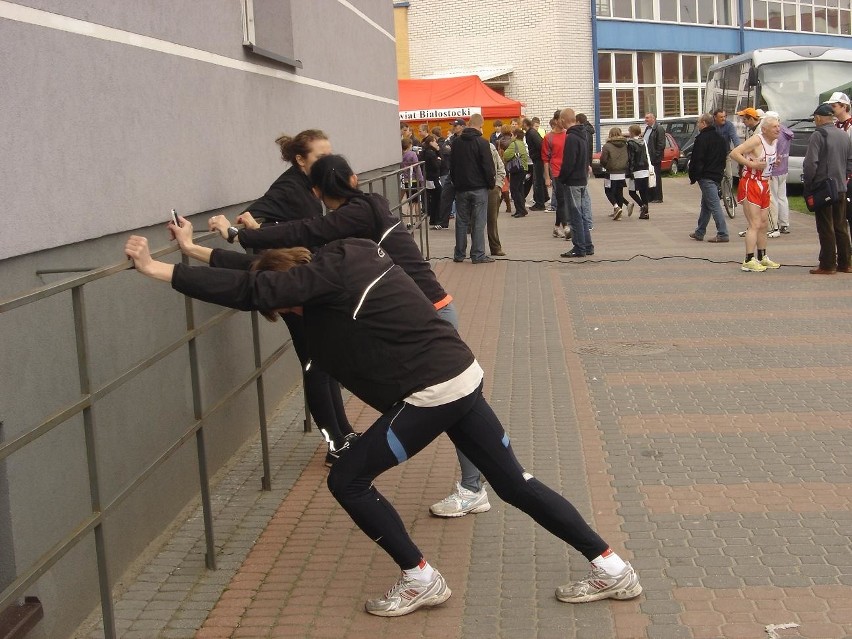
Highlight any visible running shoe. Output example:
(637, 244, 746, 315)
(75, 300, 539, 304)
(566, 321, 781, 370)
(429, 482, 491, 517)
(741, 258, 767, 272)
(760, 255, 780, 269)
(767, 229, 781, 238)
(365, 570, 451, 616)
(555, 563, 642, 604)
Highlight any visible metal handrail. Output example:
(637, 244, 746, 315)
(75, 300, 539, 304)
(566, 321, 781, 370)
(0, 228, 291, 639)
(0, 161, 432, 638)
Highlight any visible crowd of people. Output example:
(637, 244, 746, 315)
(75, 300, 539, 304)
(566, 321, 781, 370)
(402, 92, 850, 274)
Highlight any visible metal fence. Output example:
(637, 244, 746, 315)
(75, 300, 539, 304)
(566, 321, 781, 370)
(0, 161, 429, 639)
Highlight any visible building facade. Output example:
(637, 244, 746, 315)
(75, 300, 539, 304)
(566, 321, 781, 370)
(0, 2, 399, 637)
(396, 0, 850, 147)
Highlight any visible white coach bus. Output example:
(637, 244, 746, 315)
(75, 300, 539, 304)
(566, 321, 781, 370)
(704, 46, 852, 183)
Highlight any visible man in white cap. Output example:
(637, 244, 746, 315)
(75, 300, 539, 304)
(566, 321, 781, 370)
(826, 92, 852, 139)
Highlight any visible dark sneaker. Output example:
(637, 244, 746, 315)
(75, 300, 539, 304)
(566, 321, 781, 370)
(560, 250, 586, 258)
(325, 432, 360, 467)
(689, 232, 703, 241)
(556, 563, 642, 604)
(365, 570, 451, 616)
(472, 256, 495, 264)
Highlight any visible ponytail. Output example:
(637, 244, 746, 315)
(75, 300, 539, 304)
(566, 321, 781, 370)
(309, 154, 363, 200)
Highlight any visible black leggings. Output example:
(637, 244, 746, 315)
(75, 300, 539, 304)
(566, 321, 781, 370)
(605, 180, 627, 208)
(628, 177, 650, 207)
(327, 383, 608, 569)
(282, 313, 354, 446)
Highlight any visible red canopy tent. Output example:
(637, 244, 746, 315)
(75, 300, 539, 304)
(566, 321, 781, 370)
(398, 76, 523, 122)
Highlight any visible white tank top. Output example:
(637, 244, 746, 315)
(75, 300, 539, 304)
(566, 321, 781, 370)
(741, 132, 777, 180)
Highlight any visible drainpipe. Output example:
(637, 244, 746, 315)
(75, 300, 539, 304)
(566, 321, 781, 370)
(591, 0, 601, 151)
(738, 0, 745, 53)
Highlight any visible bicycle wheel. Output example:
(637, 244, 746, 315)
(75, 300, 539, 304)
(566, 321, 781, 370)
(721, 177, 736, 219)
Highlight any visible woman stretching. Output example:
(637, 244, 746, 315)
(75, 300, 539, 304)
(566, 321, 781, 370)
(124, 235, 642, 618)
(205, 154, 490, 518)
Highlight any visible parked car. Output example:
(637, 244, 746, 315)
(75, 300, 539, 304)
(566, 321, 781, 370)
(592, 132, 681, 178)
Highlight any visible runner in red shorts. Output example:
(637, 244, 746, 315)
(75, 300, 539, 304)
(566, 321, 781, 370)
(730, 115, 782, 272)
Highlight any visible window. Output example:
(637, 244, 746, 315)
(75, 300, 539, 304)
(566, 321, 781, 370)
(241, 0, 301, 67)
(744, 0, 852, 33)
(598, 51, 724, 120)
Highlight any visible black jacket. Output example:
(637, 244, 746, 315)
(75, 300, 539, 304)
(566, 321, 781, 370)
(525, 129, 543, 164)
(558, 125, 589, 187)
(246, 164, 322, 226)
(688, 127, 727, 185)
(233, 193, 449, 305)
(449, 128, 496, 192)
(626, 139, 650, 174)
(582, 122, 595, 165)
(420, 146, 442, 182)
(174, 238, 474, 412)
(644, 124, 666, 164)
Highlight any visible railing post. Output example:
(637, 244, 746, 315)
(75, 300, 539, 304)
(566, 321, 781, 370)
(71, 286, 116, 639)
(249, 311, 273, 491)
(183, 257, 217, 570)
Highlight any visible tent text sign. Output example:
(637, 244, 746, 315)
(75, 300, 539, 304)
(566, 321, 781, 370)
(399, 107, 482, 121)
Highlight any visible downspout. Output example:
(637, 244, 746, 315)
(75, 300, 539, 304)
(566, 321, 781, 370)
(738, 0, 745, 53)
(591, 0, 601, 152)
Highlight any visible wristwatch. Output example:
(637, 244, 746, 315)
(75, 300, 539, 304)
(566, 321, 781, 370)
(226, 226, 239, 244)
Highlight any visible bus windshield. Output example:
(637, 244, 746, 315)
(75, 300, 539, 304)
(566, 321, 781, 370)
(759, 60, 852, 121)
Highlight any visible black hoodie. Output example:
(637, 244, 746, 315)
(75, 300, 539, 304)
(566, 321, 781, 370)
(449, 127, 496, 192)
(558, 125, 589, 187)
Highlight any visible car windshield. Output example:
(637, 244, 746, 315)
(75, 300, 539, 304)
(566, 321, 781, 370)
(759, 60, 852, 121)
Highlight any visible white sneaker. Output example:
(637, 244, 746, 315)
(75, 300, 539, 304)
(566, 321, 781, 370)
(738, 230, 748, 237)
(767, 229, 781, 238)
(365, 570, 451, 616)
(556, 563, 642, 604)
(429, 482, 491, 517)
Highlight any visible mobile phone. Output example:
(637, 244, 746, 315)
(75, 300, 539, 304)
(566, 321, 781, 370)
(170, 208, 181, 227)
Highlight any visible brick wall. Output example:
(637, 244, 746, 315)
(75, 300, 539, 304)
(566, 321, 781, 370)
(403, 0, 595, 125)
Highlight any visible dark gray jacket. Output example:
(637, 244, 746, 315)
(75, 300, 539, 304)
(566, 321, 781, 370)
(803, 124, 852, 193)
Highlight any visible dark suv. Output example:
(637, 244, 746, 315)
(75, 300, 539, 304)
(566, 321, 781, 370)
(657, 117, 697, 172)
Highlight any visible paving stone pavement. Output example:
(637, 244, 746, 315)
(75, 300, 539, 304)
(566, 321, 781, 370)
(77, 177, 852, 639)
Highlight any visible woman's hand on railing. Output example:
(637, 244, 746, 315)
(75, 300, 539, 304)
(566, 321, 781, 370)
(208, 214, 234, 240)
(125, 235, 174, 282)
(169, 216, 214, 264)
(236, 212, 261, 229)
(168, 215, 193, 246)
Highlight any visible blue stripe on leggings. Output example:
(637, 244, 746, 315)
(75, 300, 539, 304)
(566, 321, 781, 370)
(386, 428, 408, 463)
(502, 433, 510, 447)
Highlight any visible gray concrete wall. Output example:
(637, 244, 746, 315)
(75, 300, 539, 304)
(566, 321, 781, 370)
(0, 1, 400, 637)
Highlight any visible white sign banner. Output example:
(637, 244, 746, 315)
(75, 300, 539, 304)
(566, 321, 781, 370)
(399, 107, 482, 120)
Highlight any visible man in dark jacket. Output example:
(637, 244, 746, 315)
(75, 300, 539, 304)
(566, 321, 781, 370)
(450, 113, 497, 264)
(437, 119, 466, 229)
(558, 108, 594, 258)
(643, 113, 666, 202)
(525, 118, 547, 210)
(688, 114, 730, 243)
(804, 103, 852, 274)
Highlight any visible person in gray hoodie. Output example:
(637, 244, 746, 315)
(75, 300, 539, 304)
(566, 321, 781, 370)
(599, 128, 630, 220)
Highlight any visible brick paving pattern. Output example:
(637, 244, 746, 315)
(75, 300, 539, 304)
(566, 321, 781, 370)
(77, 178, 852, 638)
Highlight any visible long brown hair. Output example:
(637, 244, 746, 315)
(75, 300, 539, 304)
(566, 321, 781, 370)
(250, 248, 313, 321)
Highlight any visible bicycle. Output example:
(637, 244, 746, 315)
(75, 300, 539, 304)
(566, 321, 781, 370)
(719, 174, 736, 219)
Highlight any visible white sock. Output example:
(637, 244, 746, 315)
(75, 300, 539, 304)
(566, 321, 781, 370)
(591, 549, 628, 576)
(403, 558, 435, 582)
